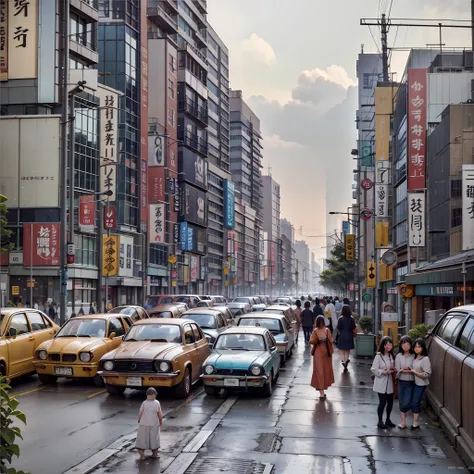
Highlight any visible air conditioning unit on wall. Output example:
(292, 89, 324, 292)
(425, 309, 445, 326)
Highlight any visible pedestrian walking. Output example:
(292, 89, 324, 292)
(371, 336, 396, 429)
(309, 315, 335, 399)
(406, 338, 431, 430)
(294, 299, 302, 344)
(313, 298, 324, 318)
(48, 302, 57, 322)
(334, 297, 343, 318)
(324, 298, 337, 333)
(136, 387, 163, 459)
(395, 335, 415, 429)
(336, 306, 357, 371)
(301, 301, 315, 344)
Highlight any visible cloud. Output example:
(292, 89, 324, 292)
(238, 33, 277, 67)
(263, 134, 304, 150)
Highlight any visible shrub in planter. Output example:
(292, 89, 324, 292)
(408, 324, 434, 341)
(0, 376, 29, 474)
(358, 316, 373, 333)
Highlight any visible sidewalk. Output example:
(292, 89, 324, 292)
(84, 341, 470, 474)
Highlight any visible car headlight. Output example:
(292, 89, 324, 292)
(38, 350, 47, 360)
(79, 352, 92, 362)
(204, 365, 215, 375)
(156, 361, 171, 373)
(250, 365, 262, 376)
(103, 360, 114, 371)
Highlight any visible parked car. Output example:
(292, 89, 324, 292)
(180, 309, 231, 347)
(196, 300, 215, 308)
(237, 313, 294, 364)
(109, 305, 149, 322)
(264, 305, 298, 333)
(147, 304, 184, 318)
(173, 295, 201, 308)
(232, 297, 256, 306)
(228, 301, 251, 314)
(0, 308, 60, 380)
(274, 297, 291, 305)
(145, 295, 174, 309)
(33, 313, 132, 385)
(201, 327, 280, 397)
(200, 295, 226, 305)
(213, 306, 236, 324)
(98, 318, 211, 397)
(252, 304, 267, 312)
(426, 305, 474, 467)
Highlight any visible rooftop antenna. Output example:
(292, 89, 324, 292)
(268, 165, 272, 176)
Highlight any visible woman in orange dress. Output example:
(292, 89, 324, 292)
(309, 315, 335, 399)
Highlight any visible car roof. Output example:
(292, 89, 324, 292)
(239, 313, 286, 321)
(227, 302, 248, 306)
(149, 304, 181, 311)
(67, 313, 123, 321)
(0, 308, 48, 316)
(447, 305, 474, 313)
(221, 326, 269, 336)
(182, 308, 223, 314)
(266, 305, 290, 310)
(133, 318, 189, 326)
(111, 305, 144, 309)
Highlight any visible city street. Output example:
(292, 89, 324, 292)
(10, 342, 469, 474)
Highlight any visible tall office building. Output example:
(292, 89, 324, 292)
(230, 90, 263, 295)
(205, 24, 233, 295)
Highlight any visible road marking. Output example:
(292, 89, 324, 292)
(87, 389, 107, 399)
(162, 453, 197, 474)
(12, 386, 44, 398)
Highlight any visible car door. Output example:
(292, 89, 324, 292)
(266, 332, 280, 376)
(282, 318, 294, 350)
(183, 323, 199, 381)
(191, 323, 209, 369)
(6, 312, 36, 377)
(107, 318, 127, 350)
(26, 311, 56, 349)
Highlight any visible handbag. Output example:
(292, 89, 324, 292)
(325, 329, 334, 358)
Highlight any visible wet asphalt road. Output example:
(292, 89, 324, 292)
(9, 336, 471, 474)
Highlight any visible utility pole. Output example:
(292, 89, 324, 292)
(381, 14, 389, 82)
(59, 0, 70, 325)
(472, 1, 474, 58)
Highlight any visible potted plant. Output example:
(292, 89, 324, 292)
(358, 316, 373, 334)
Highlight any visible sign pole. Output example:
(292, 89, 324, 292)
(30, 223, 33, 307)
(97, 201, 103, 313)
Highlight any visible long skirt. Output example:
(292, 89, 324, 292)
(310, 343, 335, 391)
(135, 425, 160, 450)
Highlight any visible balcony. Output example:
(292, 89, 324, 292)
(178, 130, 208, 156)
(162, 0, 178, 13)
(148, 1, 178, 34)
(195, 28, 207, 48)
(178, 98, 208, 125)
(178, 41, 208, 69)
(193, 0, 207, 14)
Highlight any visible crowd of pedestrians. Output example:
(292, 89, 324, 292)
(298, 295, 432, 430)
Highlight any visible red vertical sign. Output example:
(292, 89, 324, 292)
(407, 68, 427, 192)
(140, 7, 149, 233)
(104, 205, 117, 230)
(23, 223, 60, 266)
(79, 195, 95, 230)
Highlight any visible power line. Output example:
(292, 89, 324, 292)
(368, 25, 381, 53)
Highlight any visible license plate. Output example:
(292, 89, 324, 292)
(223, 378, 239, 387)
(55, 367, 73, 376)
(127, 377, 142, 387)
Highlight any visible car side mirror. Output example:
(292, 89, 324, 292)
(109, 332, 117, 339)
(121, 335, 125, 340)
(8, 327, 17, 338)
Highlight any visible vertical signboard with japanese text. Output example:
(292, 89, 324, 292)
(462, 164, 474, 251)
(97, 86, 119, 201)
(140, 5, 149, 234)
(23, 223, 60, 266)
(375, 162, 389, 218)
(408, 192, 425, 247)
(79, 195, 95, 232)
(0, 0, 7, 81)
(102, 235, 119, 277)
(149, 203, 165, 243)
(119, 235, 134, 278)
(223, 180, 235, 229)
(8, 0, 38, 79)
(148, 135, 166, 203)
(345, 234, 354, 261)
(190, 256, 198, 282)
(407, 69, 427, 192)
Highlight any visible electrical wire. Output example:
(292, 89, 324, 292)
(388, 0, 394, 19)
(368, 25, 381, 54)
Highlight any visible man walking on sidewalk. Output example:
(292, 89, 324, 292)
(301, 301, 315, 344)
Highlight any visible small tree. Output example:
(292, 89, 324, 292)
(0, 193, 13, 255)
(319, 240, 355, 295)
(0, 377, 29, 474)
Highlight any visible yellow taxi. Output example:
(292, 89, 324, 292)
(33, 313, 132, 386)
(98, 318, 211, 397)
(0, 308, 59, 380)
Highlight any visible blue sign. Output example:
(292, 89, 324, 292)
(342, 221, 350, 236)
(187, 227, 194, 252)
(223, 180, 235, 229)
(179, 222, 188, 251)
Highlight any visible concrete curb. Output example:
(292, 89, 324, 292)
(62, 387, 205, 474)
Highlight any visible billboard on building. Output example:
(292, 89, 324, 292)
(0, 116, 60, 208)
(223, 180, 235, 229)
(0, 0, 7, 81)
(462, 164, 474, 251)
(190, 256, 198, 282)
(119, 235, 134, 278)
(149, 203, 165, 243)
(79, 195, 95, 232)
(7, 0, 38, 79)
(178, 150, 208, 189)
(359, 140, 373, 168)
(97, 86, 119, 201)
(179, 222, 206, 254)
(408, 192, 425, 247)
(407, 68, 427, 192)
(102, 235, 119, 277)
(179, 183, 207, 227)
(140, 7, 149, 234)
(375, 115, 389, 162)
(23, 223, 60, 266)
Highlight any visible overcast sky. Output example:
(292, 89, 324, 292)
(207, 0, 471, 263)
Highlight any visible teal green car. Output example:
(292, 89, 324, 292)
(200, 327, 280, 397)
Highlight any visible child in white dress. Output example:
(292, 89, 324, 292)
(136, 388, 163, 459)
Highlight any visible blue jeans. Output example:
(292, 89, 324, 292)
(303, 326, 313, 343)
(398, 380, 414, 413)
(412, 385, 427, 414)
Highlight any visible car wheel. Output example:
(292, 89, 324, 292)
(262, 371, 273, 397)
(38, 374, 58, 385)
(93, 375, 104, 387)
(204, 386, 219, 396)
(105, 384, 126, 395)
(175, 367, 191, 398)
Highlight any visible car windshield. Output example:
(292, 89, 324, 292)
(232, 298, 249, 304)
(56, 319, 107, 338)
(114, 307, 137, 317)
(124, 324, 182, 342)
(264, 309, 284, 315)
(239, 318, 282, 333)
(183, 314, 216, 329)
(215, 333, 265, 351)
(160, 297, 174, 304)
(150, 311, 172, 318)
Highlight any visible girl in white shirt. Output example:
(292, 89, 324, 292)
(135, 387, 163, 459)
